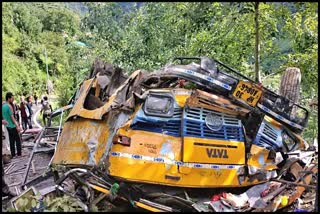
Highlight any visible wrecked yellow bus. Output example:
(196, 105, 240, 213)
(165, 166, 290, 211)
(50, 57, 309, 211)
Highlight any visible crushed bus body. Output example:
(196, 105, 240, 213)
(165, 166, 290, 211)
(48, 57, 314, 212)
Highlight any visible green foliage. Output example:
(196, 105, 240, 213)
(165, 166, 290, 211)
(13, 191, 42, 212)
(11, 3, 43, 38)
(11, 193, 85, 212)
(44, 195, 84, 212)
(42, 8, 80, 35)
(55, 74, 74, 107)
(2, 2, 317, 143)
(2, 2, 86, 106)
(2, 53, 31, 97)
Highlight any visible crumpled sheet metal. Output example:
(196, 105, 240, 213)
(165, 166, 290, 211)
(187, 89, 250, 116)
(276, 164, 318, 210)
(291, 131, 308, 150)
(247, 144, 278, 171)
(52, 117, 110, 165)
(67, 70, 145, 121)
(98, 111, 132, 166)
(52, 70, 146, 166)
(252, 163, 318, 212)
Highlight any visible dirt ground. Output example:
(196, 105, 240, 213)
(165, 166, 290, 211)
(2, 103, 55, 211)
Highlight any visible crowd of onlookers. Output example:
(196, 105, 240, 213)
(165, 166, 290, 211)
(15, 95, 34, 130)
(2, 92, 54, 158)
(2, 92, 53, 198)
(2, 93, 54, 130)
(2, 92, 39, 160)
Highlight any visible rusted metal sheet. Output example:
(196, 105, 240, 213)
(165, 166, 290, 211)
(52, 70, 146, 167)
(52, 117, 110, 165)
(283, 164, 317, 208)
(186, 89, 250, 116)
(67, 70, 144, 121)
(67, 78, 95, 119)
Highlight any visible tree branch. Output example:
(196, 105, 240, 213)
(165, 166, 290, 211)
(261, 70, 283, 82)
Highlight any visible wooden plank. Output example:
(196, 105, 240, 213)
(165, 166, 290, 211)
(7, 159, 23, 165)
(254, 164, 317, 212)
(286, 165, 317, 206)
(43, 141, 57, 144)
(139, 198, 174, 212)
(42, 134, 58, 138)
(91, 193, 108, 207)
(31, 160, 36, 174)
(37, 166, 49, 171)
(34, 147, 55, 153)
(39, 186, 56, 196)
(7, 166, 27, 174)
(4, 163, 15, 174)
(7, 171, 25, 176)
(15, 186, 21, 195)
(8, 182, 22, 187)
(270, 178, 316, 189)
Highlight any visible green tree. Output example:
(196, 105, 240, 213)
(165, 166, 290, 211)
(2, 2, 317, 143)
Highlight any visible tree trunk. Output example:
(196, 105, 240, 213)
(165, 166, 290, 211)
(279, 67, 301, 116)
(254, 2, 261, 83)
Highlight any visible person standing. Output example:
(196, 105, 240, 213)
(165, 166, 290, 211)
(8, 101, 19, 125)
(40, 96, 53, 127)
(20, 96, 30, 130)
(40, 95, 44, 106)
(13, 101, 20, 126)
(34, 93, 38, 106)
(26, 96, 33, 129)
(2, 92, 22, 158)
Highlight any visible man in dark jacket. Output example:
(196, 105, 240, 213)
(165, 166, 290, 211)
(20, 96, 30, 130)
(34, 93, 38, 106)
(26, 96, 33, 129)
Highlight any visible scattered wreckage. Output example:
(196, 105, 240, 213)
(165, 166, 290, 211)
(9, 57, 318, 212)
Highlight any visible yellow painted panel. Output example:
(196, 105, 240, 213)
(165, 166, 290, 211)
(109, 156, 260, 187)
(67, 70, 143, 121)
(264, 115, 282, 129)
(247, 144, 277, 170)
(52, 118, 110, 165)
(174, 94, 190, 107)
(66, 78, 116, 120)
(112, 129, 182, 160)
(172, 88, 191, 107)
(183, 137, 245, 164)
(67, 79, 94, 119)
(146, 88, 191, 107)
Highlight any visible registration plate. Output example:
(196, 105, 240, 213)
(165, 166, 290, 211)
(232, 80, 262, 107)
